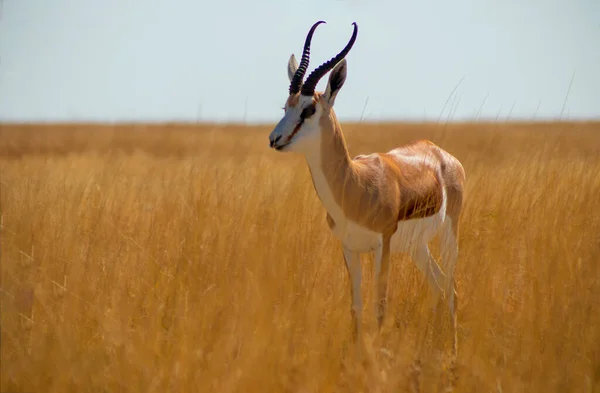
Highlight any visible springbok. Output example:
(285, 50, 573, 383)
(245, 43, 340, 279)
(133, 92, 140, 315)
(268, 21, 466, 353)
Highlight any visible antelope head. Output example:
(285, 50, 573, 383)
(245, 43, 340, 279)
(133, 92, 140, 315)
(269, 21, 358, 154)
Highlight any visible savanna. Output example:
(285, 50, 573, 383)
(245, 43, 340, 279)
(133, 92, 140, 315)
(1, 121, 599, 392)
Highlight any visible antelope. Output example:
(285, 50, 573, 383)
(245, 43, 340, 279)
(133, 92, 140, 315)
(268, 21, 466, 353)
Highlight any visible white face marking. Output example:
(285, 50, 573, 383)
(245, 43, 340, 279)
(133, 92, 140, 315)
(268, 95, 323, 155)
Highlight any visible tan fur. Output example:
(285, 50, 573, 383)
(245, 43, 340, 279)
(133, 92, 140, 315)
(309, 93, 465, 238)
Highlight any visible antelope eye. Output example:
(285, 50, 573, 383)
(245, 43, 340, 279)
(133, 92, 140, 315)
(300, 105, 316, 119)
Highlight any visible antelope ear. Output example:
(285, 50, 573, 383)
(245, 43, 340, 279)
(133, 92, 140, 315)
(323, 59, 347, 106)
(287, 54, 299, 82)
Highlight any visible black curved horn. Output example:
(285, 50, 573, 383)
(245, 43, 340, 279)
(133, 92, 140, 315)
(289, 21, 326, 95)
(301, 22, 358, 96)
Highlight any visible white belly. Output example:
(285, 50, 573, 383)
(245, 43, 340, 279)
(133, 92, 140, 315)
(331, 188, 447, 255)
(330, 212, 446, 254)
(331, 216, 383, 252)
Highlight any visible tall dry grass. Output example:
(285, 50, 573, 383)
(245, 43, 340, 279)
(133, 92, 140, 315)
(1, 122, 600, 392)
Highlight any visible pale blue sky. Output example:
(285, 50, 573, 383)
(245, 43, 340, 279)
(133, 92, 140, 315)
(1, 0, 599, 123)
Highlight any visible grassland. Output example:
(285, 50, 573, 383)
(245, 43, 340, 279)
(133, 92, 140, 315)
(1, 121, 600, 392)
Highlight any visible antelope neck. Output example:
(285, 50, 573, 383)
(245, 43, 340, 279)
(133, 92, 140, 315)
(303, 110, 356, 222)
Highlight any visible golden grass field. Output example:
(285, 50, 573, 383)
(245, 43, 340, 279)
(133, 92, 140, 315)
(1, 121, 600, 392)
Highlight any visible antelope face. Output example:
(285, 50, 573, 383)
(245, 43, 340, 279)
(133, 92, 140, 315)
(269, 79, 323, 154)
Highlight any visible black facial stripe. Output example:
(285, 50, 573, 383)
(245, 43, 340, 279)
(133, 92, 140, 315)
(288, 105, 316, 141)
(300, 105, 316, 120)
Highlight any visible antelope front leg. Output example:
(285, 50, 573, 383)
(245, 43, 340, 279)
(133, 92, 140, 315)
(374, 235, 392, 328)
(342, 246, 362, 340)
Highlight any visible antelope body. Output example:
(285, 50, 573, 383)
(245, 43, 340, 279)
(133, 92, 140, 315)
(268, 21, 466, 353)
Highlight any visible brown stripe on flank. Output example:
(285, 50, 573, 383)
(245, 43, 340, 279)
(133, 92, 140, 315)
(395, 167, 444, 221)
(397, 192, 443, 220)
